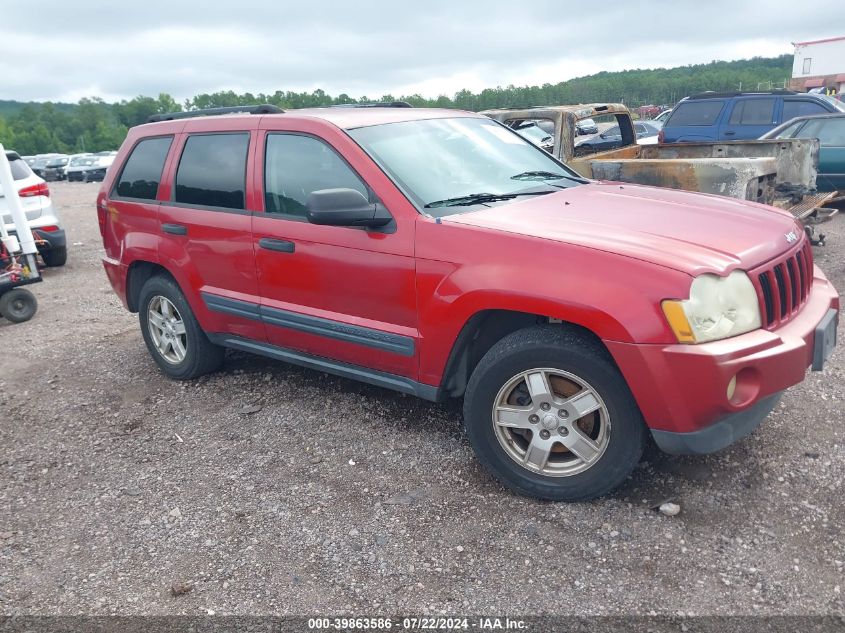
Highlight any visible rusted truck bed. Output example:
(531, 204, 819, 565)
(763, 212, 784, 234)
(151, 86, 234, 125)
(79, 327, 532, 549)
(482, 104, 831, 218)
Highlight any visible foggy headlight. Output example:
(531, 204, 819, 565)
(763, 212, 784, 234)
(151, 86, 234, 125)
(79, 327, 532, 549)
(662, 271, 762, 344)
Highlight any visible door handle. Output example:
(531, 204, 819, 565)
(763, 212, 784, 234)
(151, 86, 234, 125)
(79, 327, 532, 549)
(162, 223, 187, 235)
(259, 237, 295, 253)
(723, 131, 736, 136)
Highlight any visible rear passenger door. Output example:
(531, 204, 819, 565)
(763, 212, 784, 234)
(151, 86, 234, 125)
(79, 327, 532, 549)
(157, 125, 266, 342)
(719, 97, 777, 140)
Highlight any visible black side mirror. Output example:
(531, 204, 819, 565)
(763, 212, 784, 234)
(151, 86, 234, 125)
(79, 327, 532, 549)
(305, 188, 392, 228)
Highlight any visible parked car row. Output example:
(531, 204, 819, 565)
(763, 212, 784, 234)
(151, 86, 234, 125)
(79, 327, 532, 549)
(22, 151, 117, 182)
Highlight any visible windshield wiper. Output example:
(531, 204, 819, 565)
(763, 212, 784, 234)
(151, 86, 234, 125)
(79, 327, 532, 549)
(424, 191, 552, 209)
(510, 170, 588, 184)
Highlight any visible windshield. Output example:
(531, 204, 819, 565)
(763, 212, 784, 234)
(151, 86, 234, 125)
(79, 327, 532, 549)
(817, 94, 845, 113)
(46, 158, 68, 167)
(69, 156, 90, 166)
(348, 117, 584, 217)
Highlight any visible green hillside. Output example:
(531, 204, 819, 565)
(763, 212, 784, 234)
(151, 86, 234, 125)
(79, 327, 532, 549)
(0, 54, 793, 155)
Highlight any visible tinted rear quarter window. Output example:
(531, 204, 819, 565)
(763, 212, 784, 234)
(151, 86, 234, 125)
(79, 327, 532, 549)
(175, 133, 249, 209)
(115, 136, 173, 200)
(666, 100, 725, 126)
(782, 100, 829, 121)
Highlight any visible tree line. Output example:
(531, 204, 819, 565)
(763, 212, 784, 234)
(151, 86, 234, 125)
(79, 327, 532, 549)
(0, 55, 792, 155)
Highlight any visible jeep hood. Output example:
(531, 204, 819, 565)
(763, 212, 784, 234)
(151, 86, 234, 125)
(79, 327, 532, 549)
(443, 182, 799, 275)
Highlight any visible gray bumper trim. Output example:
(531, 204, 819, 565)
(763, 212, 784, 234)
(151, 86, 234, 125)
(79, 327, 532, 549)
(651, 392, 782, 455)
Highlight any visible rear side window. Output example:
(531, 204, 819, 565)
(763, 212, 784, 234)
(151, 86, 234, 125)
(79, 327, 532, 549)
(8, 157, 31, 181)
(782, 100, 829, 121)
(175, 133, 249, 210)
(666, 101, 725, 126)
(728, 98, 776, 125)
(264, 134, 368, 217)
(115, 137, 173, 200)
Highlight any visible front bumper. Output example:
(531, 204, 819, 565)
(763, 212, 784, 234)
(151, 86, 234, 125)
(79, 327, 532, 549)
(651, 392, 782, 455)
(607, 267, 839, 453)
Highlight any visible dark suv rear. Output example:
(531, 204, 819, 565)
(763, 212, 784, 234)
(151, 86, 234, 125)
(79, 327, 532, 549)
(660, 90, 845, 143)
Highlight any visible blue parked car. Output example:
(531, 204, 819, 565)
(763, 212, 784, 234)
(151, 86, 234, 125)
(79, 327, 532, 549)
(659, 91, 845, 143)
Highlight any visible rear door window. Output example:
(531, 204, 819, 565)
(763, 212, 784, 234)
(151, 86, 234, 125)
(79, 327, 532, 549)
(115, 136, 173, 200)
(175, 133, 249, 210)
(782, 100, 829, 121)
(728, 98, 776, 125)
(666, 100, 725, 126)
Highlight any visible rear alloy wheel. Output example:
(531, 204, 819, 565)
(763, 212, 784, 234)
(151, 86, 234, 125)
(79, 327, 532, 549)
(146, 295, 188, 365)
(464, 325, 646, 501)
(138, 275, 224, 379)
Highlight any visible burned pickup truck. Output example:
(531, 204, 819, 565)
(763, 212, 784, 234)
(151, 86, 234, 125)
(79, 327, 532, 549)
(482, 104, 836, 226)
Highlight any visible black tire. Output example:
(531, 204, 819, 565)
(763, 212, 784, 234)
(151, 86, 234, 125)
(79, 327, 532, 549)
(463, 325, 646, 502)
(138, 275, 224, 379)
(0, 288, 38, 323)
(41, 246, 67, 267)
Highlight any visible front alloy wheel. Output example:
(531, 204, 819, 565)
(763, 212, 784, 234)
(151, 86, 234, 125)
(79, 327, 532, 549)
(493, 368, 611, 477)
(463, 326, 646, 501)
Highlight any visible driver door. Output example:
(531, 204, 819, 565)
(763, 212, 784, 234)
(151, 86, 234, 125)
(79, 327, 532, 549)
(251, 128, 419, 379)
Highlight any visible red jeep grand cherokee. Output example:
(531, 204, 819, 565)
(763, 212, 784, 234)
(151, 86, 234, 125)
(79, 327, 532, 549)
(98, 104, 839, 501)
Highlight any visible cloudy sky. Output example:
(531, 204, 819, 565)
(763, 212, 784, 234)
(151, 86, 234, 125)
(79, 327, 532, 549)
(2, 0, 844, 103)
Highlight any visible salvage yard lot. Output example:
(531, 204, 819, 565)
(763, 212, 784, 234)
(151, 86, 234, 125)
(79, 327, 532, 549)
(1, 182, 844, 615)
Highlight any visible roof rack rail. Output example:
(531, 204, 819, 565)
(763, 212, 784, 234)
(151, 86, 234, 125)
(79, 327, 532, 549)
(329, 101, 414, 109)
(687, 89, 797, 100)
(146, 104, 284, 124)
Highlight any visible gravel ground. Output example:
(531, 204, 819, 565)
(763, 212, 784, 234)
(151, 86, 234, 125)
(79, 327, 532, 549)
(1, 182, 843, 617)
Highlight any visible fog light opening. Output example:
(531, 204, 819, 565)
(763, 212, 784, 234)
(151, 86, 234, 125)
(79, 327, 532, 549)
(726, 375, 737, 401)
(728, 367, 761, 407)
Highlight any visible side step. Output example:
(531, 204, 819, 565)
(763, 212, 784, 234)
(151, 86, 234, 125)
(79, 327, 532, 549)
(207, 333, 441, 402)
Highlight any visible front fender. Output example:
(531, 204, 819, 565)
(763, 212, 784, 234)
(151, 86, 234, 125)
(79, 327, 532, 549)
(415, 253, 690, 386)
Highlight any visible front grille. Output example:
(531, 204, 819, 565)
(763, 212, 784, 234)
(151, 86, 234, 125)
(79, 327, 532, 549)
(752, 237, 813, 329)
